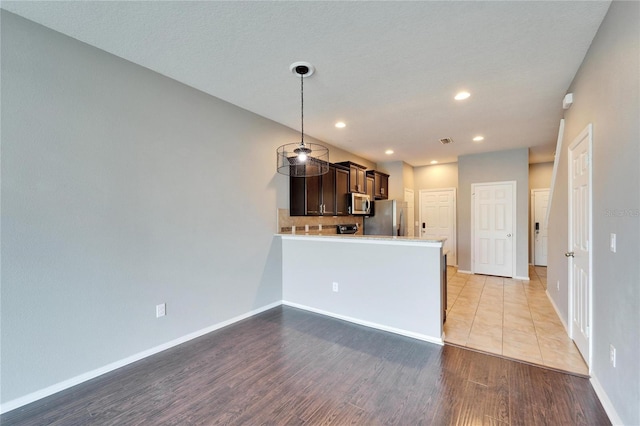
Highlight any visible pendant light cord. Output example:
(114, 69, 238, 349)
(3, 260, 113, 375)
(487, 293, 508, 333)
(300, 73, 304, 146)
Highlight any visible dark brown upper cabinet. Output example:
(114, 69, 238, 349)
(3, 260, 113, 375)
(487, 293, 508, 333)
(366, 174, 375, 201)
(290, 164, 340, 216)
(335, 165, 350, 216)
(367, 170, 390, 200)
(335, 161, 367, 194)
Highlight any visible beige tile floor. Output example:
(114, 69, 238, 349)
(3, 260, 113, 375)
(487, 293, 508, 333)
(444, 265, 589, 375)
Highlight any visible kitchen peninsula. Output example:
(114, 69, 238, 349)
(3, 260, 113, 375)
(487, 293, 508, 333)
(279, 234, 446, 344)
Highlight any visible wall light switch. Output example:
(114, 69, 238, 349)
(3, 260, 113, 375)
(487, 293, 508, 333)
(610, 344, 616, 367)
(610, 233, 616, 253)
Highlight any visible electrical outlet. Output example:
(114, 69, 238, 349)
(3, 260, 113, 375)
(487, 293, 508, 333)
(332, 282, 339, 292)
(610, 344, 616, 367)
(156, 303, 166, 318)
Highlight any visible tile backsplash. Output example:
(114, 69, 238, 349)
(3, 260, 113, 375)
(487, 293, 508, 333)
(277, 209, 363, 235)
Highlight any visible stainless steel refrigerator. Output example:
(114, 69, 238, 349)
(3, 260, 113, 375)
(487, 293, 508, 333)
(364, 200, 408, 236)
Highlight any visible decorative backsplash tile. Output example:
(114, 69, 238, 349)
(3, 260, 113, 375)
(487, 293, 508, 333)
(277, 209, 363, 235)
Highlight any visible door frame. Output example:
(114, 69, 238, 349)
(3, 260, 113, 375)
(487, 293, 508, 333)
(404, 188, 415, 238)
(567, 123, 593, 369)
(471, 181, 517, 278)
(531, 188, 550, 266)
(418, 188, 457, 266)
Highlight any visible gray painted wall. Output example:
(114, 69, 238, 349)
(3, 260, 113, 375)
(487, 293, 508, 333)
(458, 149, 529, 278)
(0, 11, 282, 403)
(0, 10, 374, 404)
(546, 2, 639, 423)
(376, 160, 409, 201)
(0, 12, 371, 405)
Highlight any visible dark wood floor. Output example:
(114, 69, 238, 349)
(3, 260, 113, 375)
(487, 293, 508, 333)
(2, 306, 609, 425)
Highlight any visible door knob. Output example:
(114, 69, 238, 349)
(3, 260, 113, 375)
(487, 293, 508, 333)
(565, 252, 575, 257)
(507, 233, 512, 237)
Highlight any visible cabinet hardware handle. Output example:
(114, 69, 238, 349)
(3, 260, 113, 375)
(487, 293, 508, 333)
(565, 251, 575, 257)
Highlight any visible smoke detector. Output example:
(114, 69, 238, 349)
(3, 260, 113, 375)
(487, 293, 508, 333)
(439, 137, 454, 145)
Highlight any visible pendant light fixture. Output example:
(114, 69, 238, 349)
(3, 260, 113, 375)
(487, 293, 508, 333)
(277, 62, 329, 177)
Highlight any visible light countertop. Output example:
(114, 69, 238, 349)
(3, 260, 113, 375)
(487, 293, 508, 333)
(277, 233, 445, 247)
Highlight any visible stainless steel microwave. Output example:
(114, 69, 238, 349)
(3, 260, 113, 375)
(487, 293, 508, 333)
(349, 193, 371, 215)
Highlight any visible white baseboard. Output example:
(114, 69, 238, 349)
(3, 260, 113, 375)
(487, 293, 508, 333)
(545, 292, 623, 425)
(282, 301, 444, 346)
(0, 301, 282, 415)
(590, 375, 624, 425)
(457, 270, 472, 274)
(515, 275, 530, 281)
(545, 290, 569, 333)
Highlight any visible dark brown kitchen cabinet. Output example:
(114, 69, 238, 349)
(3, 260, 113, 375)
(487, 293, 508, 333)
(335, 165, 350, 216)
(336, 161, 367, 194)
(290, 164, 337, 216)
(320, 165, 336, 215)
(367, 170, 390, 200)
(366, 175, 375, 201)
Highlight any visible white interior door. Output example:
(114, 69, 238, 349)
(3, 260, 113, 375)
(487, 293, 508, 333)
(472, 182, 515, 277)
(532, 189, 550, 266)
(568, 125, 592, 364)
(404, 188, 415, 238)
(419, 188, 456, 265)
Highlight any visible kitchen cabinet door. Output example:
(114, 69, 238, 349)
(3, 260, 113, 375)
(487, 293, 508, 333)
(289, 164, 337, 216)
(335, 166, 350, 216)
(336, 161, 367, 194)
(367, 170, 390, 200)
(366, 175, 375, 201)
(321, 165, 336, 215)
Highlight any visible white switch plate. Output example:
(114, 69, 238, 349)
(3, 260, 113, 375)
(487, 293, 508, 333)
(332, 282, 339, 292)
(610, 344, 616, 367)
(156, 303, 166, 318)
(610, 233, 616, 253)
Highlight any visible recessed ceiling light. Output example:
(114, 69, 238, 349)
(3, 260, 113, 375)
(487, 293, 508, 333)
(455, 91, 471, 101)
(473, 136, 484, 142)
(335, 121, 346, 128)
(385, 149, 394, 155)
(430, 160, 438, 165)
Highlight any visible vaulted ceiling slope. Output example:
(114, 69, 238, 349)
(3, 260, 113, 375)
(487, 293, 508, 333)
(2, 1, 611, 165)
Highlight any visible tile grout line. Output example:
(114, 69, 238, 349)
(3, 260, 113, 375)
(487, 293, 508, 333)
(466, 278, 485, 346)
(526, 269, 547, 366)
(445, 266, 587, 375)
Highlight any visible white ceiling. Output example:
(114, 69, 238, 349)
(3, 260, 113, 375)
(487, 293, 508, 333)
(2, 1, 611, 166)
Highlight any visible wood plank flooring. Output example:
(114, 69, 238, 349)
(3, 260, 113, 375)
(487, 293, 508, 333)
(2, 306, 610, 425)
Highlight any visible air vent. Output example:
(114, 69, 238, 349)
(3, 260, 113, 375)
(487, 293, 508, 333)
(439, 137, 454, 145)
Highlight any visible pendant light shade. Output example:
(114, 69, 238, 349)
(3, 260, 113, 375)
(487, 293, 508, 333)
(277, 62, 329, 177)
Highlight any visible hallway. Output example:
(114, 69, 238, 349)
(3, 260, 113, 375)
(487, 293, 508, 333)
(444, 266, 588, 375)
